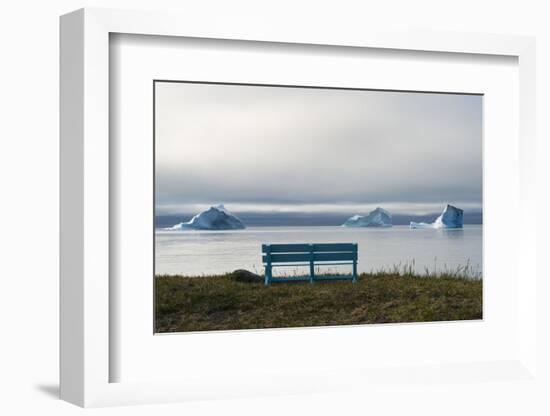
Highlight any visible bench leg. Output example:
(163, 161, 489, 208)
(352, 260, 357, 284)
(264, 265, 272, 286)
(309, 245, 315, 284)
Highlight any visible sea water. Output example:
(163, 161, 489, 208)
(155, 225, 482, 278)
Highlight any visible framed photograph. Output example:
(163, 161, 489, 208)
(60, 8, 538, 408)
(153, 80, 483, 334)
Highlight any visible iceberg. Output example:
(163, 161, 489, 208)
(342, 207, 392, 227)
(167, 204, 246, 230)
(410, 204, 464, 229)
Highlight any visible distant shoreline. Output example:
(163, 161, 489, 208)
(155, 212, 483, 228)
(155, 223, 483, 231)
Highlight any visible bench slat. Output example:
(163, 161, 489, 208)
(262, 243, 357, 253)
(269, 276, 312, 283)
(268, 275, 354, 283)
(262, 244, 310, 253)
(313, 243, 357, 252)
(263, 252, 357, 263)
(313, 275, 355, 281)
(263, 262, 355, 267)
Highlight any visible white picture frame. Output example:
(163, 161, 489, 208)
(60, 8, 538, 408)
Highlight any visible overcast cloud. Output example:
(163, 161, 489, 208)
(155, 82, 482, 215)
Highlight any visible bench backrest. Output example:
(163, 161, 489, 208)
(262, 243, 357, 264)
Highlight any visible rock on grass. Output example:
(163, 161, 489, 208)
(230, 269, 263, 283)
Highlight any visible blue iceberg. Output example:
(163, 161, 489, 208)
(167, 204, 246, 230)
(342, 207, 392, 227)
(410, 204, 464, 229)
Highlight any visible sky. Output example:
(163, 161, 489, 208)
(155, 81, 482, 217)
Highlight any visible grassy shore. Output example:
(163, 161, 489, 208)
(155, 271, 482, 333)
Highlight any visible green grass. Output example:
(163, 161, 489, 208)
(155, 270, 482, 333)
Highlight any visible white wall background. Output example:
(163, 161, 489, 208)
(0, 1, 548, 415)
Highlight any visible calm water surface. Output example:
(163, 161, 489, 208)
(155, 225, 482, 277)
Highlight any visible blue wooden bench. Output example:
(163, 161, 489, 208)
(261, 243, 358, 286)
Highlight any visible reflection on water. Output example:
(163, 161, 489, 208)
(440, 229, 465, 240)
(155, 225, 482, 277)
